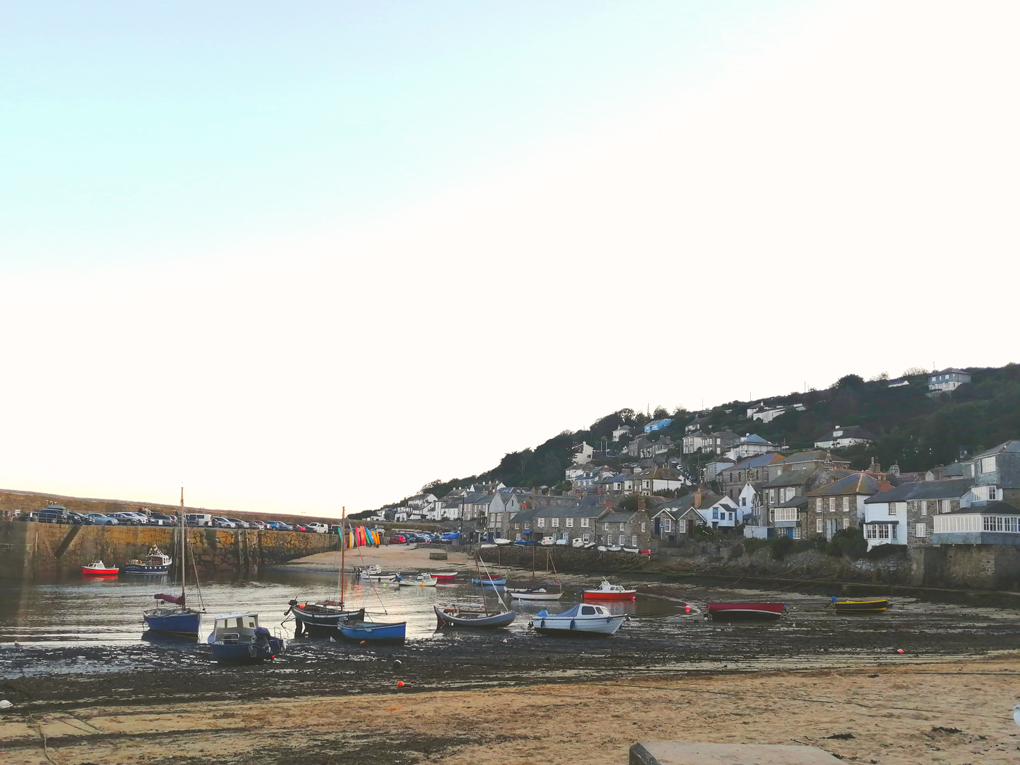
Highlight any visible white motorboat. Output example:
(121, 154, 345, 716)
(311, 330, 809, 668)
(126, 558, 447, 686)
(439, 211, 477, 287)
(397, 574, 437, 588)
(530, 604, 626, 635)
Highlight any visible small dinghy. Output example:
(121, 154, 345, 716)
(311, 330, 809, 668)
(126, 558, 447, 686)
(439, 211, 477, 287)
(531, 603, 626, 636)
(706, 602, 785, 621)
(145, 593, 202, 637)
(434, 604, 517, 629)
(207, 612, 286, 664)
(338, 619, 406, 643)
(82, 560, 119, 576)
(288, 601, 366, 636)
(583, 579, 636, 601)
(430, 572, 458, 583)
(508, 586, 563, 602)
(830, 597, 889, 613)
(471, 576, 506, 587)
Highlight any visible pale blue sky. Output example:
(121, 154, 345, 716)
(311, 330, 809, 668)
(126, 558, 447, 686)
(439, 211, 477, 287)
(2, 2, 1017, 514)
(2, 1, 825, 272)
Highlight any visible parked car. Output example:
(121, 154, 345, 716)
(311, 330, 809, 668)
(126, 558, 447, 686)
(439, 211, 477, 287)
(571, 537, 586, 548)
(293, 524, 308, 532)
(227, 518, 250, 529)
(212, 517, 237, 528)
(147, 514, 177, 526)
(389, 535, 406, 544)
(440, 531, 461, 542)
(86, 513, 118, 526)
(186, 513, 214, 527)
(513, 539, 537, 546)
(110, 512, 147, 525)
(307, 523, 328, 534)
(37, 505, 70, 524)
(539, 537, 555, 546)
(66, 512, 91, 525)
(275, 522, 294, 531)
(250, 520, 267, 530)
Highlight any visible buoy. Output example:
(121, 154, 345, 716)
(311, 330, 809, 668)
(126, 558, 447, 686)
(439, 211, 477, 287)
(897, 649, 905, 654)
(685, 605, 691, 614)
(360, 640, 366, 645)
(397, 680, 404, 687)
(0, 700, 12, 710)
(393, 659, 403, 669)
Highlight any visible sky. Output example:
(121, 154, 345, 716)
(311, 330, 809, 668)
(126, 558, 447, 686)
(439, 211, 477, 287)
(1, 2, 1018, 515)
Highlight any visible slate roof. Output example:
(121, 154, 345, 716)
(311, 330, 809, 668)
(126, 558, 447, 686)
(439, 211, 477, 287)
(973, 440, 1020, 459)
(509, 508, 540, 524)
(730, 453, 785, 471)
(817, 425, 878, 442)
(864, 479, 975, 504)
(743, 434, 772, 444)
(775, 495, 809, 509)
(779, 450, 849, 465)
(945, 500, 1020, 515)
(600, 511, 642, 524)
(534, 505, 604, 519)
(763, 466, 817, 488)
(805, 473, 883, 497)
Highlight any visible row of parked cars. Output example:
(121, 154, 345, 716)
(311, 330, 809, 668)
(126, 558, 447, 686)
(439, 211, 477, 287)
(18, 505, 332, 532)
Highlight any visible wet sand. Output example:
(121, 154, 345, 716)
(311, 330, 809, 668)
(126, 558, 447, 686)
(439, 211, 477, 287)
(2, 655, 1019, 764)
(281, 542, 475, 574)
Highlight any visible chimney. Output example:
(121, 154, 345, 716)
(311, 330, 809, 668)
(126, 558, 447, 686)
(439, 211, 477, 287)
(637, 498, 646, 512)
(694, 487, 703, 508)
(878, 480, 892, 492)
(888, 464, 900, 477)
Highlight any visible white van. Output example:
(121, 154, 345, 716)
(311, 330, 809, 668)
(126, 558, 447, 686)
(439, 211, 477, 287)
(307, 523, 329, 534)
(187, 513, 214, 527)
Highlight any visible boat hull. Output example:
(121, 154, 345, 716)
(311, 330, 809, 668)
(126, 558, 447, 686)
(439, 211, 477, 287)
(509, 591, 563, 601)
(431, 573, 458, 583)
(143, 609, 202, 637)
(531, 614, 626, 635)
(210, 637, 285, 664)
(471, 578, 506, 587)
(397, 578, 437, 587)
(291, 606, 366, 636)
(338, 621, 406, 642)
(82, 567, 119, 576)
(833, 599, 888, 613)
(583, 590, 636, 601)
(121, 564, 171, 575)
(707, 603, 785, 621)
(434, 606, 517, 629)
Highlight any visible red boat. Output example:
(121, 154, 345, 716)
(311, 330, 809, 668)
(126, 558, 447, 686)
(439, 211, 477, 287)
(583, 579, 637, 601)
(82, 560, 119, 577)
(707, 602, 785, 621)
(430, 572, 458, 583)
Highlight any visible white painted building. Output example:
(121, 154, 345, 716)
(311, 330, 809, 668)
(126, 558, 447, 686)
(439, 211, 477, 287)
(928, 368, 971, 394)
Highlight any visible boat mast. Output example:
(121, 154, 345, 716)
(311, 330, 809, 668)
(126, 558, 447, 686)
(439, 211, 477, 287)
(339, 506, 346, 609)
(180, 485, 186, 600)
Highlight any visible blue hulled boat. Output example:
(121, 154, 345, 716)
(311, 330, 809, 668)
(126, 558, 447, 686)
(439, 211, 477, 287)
(471, 577, 506, 587)
(122, 546, 172, 575)
(338, 619, 406, 642)
(207, 612, 286, 664)
(144, 593, 202, 636)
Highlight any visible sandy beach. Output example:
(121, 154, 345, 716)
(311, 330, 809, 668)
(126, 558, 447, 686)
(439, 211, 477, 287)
(281, 542, 476, 575)
(2, 655, 1019, 764)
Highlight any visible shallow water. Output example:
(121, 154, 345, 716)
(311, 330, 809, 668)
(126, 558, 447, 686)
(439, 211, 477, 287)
(0, 569, 677, 645)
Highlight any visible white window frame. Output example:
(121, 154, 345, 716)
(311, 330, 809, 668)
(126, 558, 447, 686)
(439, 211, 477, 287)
(566, 518, 574, 528)
(816, 518, 823, 534)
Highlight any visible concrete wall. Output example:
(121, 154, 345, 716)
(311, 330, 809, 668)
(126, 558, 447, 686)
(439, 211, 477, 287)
(0, 521, 338, 581)
(479, 544, 653, 574)
(910, 544, 1020, 589)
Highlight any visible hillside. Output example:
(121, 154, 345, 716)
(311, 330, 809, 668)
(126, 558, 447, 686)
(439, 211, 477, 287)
(410, 363, 1020, 500)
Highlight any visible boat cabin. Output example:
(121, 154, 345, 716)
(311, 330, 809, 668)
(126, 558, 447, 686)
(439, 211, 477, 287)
(208, 612, 262, 644)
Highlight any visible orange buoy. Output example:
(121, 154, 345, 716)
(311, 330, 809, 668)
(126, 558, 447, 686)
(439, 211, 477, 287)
(397, 681, 404, 687)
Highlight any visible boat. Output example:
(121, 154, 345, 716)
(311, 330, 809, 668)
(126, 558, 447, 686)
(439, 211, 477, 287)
(508, 586, 563, 602)
(830, 597, 889, 613)
(144, 492, 204, 637)
(121, 545, 172, 575)
(356, 564, 382, 577)
(207, 612, 286, 663)
(82, 560, 119, 576)
(583, 579, 636, 601)
(290, 509, 366, 636)
(530, 603, 626, 635)
(706, 602, 785, 621)
(338, 619, 406, 643)
(508, 548, 564, 601)
(397, 574, 437, 587)
(434, 604, 516, 629)
(471, 576, 506, 587)
(356, 566, 397, 583)
(430, 572, 458, 583)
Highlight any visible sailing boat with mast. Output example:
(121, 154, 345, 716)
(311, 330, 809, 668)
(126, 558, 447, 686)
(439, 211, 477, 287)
(508, 547, 564, 602)
(287, 507, 365, 637)
(434, 553, 517, 629)
(143, 487, 205, 637)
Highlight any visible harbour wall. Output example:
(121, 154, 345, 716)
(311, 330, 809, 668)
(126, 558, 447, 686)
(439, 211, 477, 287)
(0, 521, 339, 581)
(480, 540, 1020, 591)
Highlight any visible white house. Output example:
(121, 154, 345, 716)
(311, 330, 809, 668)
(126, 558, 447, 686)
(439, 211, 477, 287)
(814, 425, 878, 450)
(748, 403, 806, 424)
(572, 441, 594, 465)
(725, 434, 778, 461)
(612, 425, 633, 441)
(737, 482, 764, 525)
(696, 495, 740, 529)
(928, 368, 971, 394)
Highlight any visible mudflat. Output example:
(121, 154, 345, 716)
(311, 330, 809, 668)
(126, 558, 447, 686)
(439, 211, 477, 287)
(2, 656, 1019, 764)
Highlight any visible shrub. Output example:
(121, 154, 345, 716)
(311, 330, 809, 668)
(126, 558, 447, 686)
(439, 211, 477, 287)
(865, 543, 908, 560)
(771, 536, 794, 560)
(824, 527, 868, 560)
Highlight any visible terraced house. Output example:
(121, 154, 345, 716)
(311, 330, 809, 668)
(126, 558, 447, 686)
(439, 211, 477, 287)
(803, 472, 885, 541)
(533, 503, 604, 545)
(862, 479, 974, 549)
(597, 509, 653, 548)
